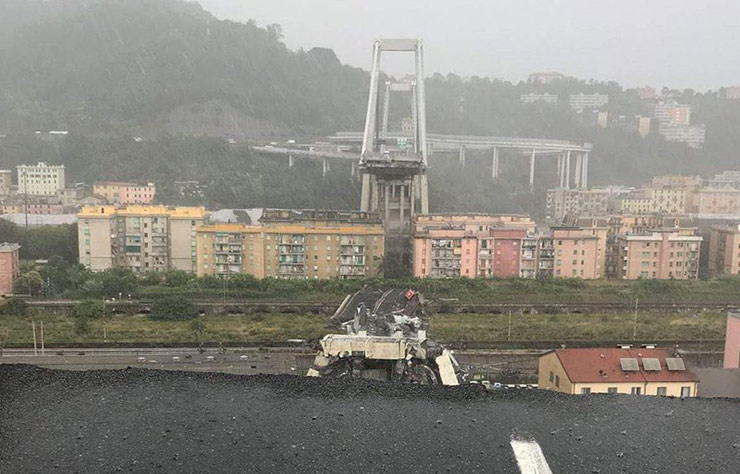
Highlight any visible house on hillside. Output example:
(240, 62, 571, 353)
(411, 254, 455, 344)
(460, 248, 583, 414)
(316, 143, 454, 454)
(538, 347, 698, 397)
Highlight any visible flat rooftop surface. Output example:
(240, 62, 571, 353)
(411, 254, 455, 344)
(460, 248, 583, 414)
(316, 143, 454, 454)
(1, 365, 739, 473)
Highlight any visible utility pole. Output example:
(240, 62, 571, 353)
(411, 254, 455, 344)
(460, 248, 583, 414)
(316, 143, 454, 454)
(632, 297, 639, 341)
(23, 171, 29, 230)
(32, 321, 37, 356)
(507, 311, 512, 341)
(40, 321, 44, 355)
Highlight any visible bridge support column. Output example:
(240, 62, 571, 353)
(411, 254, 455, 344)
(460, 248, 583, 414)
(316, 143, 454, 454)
(492, 147, 500, 180)
(558, 153, 565, 187)
(574, 152, 582, 188)
(322, 157, 329, 177)
(419, 173, 429, 214)
(410, 179, 416, 216)
(529, 148, 536, 190)
(565, 150, 571, 189)
(581, 152, 589, 188)
(459, 145, 466, 167)
(360, 174, 371, 211)
(288, 154, 294, 168)
(399, 183, 405, 235)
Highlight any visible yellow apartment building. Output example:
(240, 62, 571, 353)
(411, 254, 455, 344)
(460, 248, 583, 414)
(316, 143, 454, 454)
(539, 348, 698, 397)
(78, 205, 208, 272)
(196, 210, 384, 279)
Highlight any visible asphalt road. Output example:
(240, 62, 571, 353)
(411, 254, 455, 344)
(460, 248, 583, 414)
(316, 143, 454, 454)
(1, 365, 739, 473)
(0, 347, 315, 375)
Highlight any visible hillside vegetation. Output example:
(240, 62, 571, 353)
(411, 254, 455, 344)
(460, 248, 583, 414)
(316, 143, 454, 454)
(0, 0, 739, 209)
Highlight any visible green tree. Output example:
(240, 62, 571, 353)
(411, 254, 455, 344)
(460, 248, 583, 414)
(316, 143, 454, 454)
(72, 299, 105, 320)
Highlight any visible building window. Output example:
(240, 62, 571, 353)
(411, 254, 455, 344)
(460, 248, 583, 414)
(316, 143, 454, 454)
(680, 386, 691, 397)
(554, 375, 560, 387)
(549, 371, 554, 383)
(607, 387, 617, 394)
(656, 387, 667, 396)
(580, 387, 591, 395)
(631, 387, 641, 395)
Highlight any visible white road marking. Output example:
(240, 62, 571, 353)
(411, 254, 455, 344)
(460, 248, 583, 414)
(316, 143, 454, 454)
(511, 437, 554, 474)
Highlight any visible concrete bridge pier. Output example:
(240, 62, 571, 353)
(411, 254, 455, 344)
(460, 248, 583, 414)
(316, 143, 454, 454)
(574, 152, 582, 188)
(322, 157, 330, 177)
(491, 146, 500, 180)
(459, 145, 466, 167)
(288, 154, 294, 168)
(565, 150, 571, 189)
(581, 152, 589, 188)
(529, 148, 537, 189)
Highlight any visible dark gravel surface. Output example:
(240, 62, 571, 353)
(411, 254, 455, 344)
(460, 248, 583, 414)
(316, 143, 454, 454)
(1, 364, 739, 473)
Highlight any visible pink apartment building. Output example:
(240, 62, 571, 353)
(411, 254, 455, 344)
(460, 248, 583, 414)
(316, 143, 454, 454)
(724, 312, 740, 369)
(93, 181, 156, 205)
(412, 214, 535, 279)
(0, 243, 20, 296)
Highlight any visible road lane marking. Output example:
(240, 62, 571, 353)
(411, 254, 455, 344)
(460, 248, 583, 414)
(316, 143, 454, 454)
(511, 437, 553, 474)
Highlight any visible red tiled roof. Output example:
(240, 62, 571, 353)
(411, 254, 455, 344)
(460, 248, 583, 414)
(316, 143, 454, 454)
(554, 348, 698, 384)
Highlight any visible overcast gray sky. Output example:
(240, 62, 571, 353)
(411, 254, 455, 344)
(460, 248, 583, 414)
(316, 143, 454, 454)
(197, 0, 740, 91)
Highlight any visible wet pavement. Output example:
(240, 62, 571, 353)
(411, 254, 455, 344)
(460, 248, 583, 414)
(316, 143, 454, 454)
(1, 365, 739, 473)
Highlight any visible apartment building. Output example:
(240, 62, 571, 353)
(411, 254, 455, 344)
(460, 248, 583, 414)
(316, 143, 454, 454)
(16, 162, 65, 196)
(93, 181, 156, 205)
(708, 224, 740, 276)
(613, 191, 654, 215)
(561, 217, 609, 278)
(695, 188, 740, 216)
(78, 205, 208, 272)
(726, 86, 740, 100)
(546, 187, 632, 220)
(0, 243, 21, 296)
(520, 93, 559, 105)
(411, 214, 536, 278)
(658, 123, 706, 148)
(635, 116, 651, 137)
(551, 227, 600, 279)
(613, 231, 701, 279)
(196, 210, 384, 279)
(539, 348, 698, 397)
(569, 93, 609, 112)
(0, 170, 11, 196)
(650, 102, 691, 125)
(528, 72, 564, 84)
(705, 171, 740, 190)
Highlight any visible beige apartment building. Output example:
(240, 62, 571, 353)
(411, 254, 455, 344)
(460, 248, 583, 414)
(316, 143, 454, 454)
(614, 231, 701, 279)
(78, 205, 208, 272)
(0, 170, 11, 196)
(16, 162, 65, 196)
(539, 348, 698, 397)
(196, 210, 384, 280)
(708, 224, 740, 276)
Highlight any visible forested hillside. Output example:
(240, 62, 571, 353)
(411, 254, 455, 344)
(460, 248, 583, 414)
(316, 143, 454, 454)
(0, 0, 739, 213)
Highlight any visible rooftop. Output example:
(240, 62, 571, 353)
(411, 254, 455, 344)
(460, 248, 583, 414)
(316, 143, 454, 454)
(552, 347, 698, 384)
(0, 242, 20, 252)
(78, 205, 208, 218)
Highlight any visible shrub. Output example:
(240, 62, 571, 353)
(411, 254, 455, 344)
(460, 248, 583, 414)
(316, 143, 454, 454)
(0, 297, 28, 316)
(72, 299, 104, 319)
(150, 295, 198, 321)
(74, 316, 91, 334)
